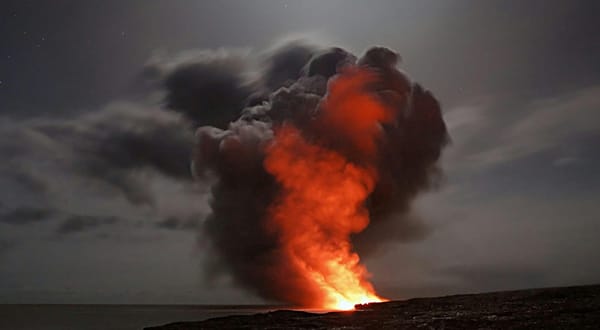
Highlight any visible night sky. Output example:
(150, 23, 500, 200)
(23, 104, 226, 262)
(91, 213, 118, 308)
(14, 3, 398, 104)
(1, 0, 600, 304)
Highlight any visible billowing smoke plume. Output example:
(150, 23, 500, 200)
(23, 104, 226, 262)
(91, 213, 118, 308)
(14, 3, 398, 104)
(189, 43, 448, 307)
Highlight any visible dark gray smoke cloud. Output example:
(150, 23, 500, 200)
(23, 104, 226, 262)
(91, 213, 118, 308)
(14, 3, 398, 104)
(0, 207, 55, 225)
(18, 105, 193, 205)
(0, 103, 199, 237)
(146, 42, 321, 128)
(261, 41, 319, 90)
(190, 43, 449, 304)
(159, 54, 251, 129)
(57, 215, 119, 234)
(156, 215, 200, 231)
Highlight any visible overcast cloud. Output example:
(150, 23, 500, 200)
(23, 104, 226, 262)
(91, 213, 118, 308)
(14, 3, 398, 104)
(0, 0, 599, 304)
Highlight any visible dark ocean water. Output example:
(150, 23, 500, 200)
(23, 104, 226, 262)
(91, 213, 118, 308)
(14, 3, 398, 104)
(0, 304, 280, 330)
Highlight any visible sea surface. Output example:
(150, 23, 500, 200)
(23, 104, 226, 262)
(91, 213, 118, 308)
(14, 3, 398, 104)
(0, 304, 281, 330)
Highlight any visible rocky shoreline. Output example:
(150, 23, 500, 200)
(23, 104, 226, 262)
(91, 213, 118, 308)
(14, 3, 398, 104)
(146, 284, 600, 329)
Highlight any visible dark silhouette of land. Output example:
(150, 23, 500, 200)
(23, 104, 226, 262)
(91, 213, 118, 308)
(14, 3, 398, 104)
(146, 284, 600, 329)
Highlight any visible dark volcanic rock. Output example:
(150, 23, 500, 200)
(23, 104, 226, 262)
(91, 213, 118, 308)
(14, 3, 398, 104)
(145, 284, 600, 329)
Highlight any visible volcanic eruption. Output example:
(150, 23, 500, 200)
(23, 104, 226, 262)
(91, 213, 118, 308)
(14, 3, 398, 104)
(189, 44, 448, 310)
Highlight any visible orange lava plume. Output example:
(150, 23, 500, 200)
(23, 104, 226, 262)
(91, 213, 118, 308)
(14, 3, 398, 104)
(263, 67, 393, 310)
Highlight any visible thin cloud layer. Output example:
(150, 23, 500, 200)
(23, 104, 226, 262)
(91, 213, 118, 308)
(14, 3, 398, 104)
(445, 85, 600, 170)
(0, 102, 203, 236)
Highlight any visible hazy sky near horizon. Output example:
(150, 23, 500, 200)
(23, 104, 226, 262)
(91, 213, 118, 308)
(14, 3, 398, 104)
(1, 0, 599, 304)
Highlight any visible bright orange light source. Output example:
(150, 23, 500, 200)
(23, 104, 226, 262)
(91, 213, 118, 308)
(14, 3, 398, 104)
(264, 67, 391, 310)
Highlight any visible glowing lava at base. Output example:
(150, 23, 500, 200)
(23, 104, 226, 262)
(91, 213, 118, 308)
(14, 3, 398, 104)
(265, 126, 386, 310)
(263, 68, 393, 310)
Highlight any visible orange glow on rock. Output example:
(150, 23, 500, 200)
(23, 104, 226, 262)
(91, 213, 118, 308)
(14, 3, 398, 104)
(263, 67, 392, 310)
